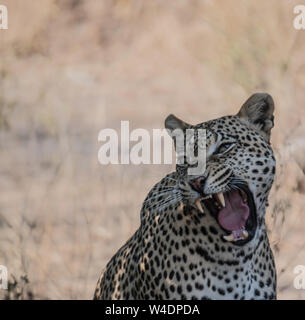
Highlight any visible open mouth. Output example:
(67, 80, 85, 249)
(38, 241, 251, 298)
(191, 183, 257, 245)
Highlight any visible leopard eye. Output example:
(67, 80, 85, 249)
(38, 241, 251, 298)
(215, 143, 234, 155)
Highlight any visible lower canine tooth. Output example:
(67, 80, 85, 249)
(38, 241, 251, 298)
(217, 192, 225, 208)
(242, 230, 249, 239)
(195, 198, 204, 213)
(223, 233, 235, 242)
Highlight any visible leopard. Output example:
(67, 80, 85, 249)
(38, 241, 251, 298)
(94, 92, 277, 300)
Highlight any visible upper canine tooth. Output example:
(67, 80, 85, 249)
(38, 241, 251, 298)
(223, 233, 235, 242)
(178, 202, 184, 212)
(195, 198, 204, 213)
(217, 192, 225, 208)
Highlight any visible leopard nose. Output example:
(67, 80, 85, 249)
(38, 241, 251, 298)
(189, 176, 206, 194)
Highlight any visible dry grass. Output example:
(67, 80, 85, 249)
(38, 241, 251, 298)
(0, 0, 305, 299)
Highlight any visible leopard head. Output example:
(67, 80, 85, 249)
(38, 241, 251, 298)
(165, 93, 276, 246)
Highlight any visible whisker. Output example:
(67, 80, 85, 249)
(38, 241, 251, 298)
(144, 191, 180, 202)
(158, 193, 182, 204)
(154, 193, 177, 204)
(163, 177, 178, 183)
(155, 198, 182, 212)
(159, 186, 177, 191)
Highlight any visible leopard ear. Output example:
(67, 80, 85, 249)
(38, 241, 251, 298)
(165, 114, 192, 153)
(165, 114, 191, 132)
(237, 93, 275, 142)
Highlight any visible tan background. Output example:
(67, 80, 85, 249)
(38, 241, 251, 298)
(0, 0, 305, 299)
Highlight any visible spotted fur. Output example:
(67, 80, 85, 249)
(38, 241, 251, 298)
(94, 93, 277, 300)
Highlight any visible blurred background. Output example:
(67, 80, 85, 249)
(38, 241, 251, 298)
(0, 0, 305, 299)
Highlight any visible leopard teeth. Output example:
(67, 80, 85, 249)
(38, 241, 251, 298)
(241, 190, 248, 203)
(195, 198, 204, 213)
(223, 230, 249, 242)
(178, 202, 184, 212)
(216, 192, 225, 208)
(223, 233, 235, 242)
(242, 230, 249, 239)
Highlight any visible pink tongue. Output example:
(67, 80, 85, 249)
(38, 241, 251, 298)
(218, 190, 249, 231)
